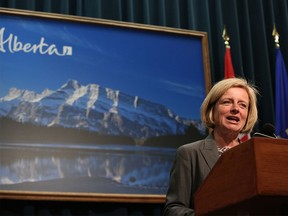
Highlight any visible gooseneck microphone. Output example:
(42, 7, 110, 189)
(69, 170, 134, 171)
(253, 123, 277, 138)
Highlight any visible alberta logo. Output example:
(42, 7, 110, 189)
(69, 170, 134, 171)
(0, 27, 72, 56)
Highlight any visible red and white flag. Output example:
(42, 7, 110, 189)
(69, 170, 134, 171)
(223, 28, 250, 142)
(224, 46, 235, 79)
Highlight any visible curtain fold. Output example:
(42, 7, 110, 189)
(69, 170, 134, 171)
(1, 0, 287, 132)
(158, 0, 167, 26)
(237, 0, 254, 79)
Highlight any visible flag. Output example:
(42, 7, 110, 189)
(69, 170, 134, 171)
(238, 133, 251, 142)
(222, 28, 250, 142)
(275, 48, 288, 138)
(224, 45, 251, 141)
(224, 47, 235, 79)
(222, 28, 251, 142)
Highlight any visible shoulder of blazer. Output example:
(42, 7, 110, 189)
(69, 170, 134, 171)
(179, 134, 215, 151)
(177, 134, 216, 156)
(177, 134, 219, 169)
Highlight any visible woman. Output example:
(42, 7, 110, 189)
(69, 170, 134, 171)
(163, 77, 258, 216)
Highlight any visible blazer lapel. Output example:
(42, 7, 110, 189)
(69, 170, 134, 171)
(200, 134, 219, 169)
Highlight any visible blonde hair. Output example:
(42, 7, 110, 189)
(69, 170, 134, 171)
(201, 78, 258, 133)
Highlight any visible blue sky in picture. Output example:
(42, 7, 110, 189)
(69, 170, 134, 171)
(0, 14, 206, 120)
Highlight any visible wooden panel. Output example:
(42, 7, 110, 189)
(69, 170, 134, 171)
(195, 138, 288, 215)
(254, 138, 288, 195)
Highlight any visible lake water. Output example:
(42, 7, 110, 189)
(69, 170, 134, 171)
(0, 143, 176, 194)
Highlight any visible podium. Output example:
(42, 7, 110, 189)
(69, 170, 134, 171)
(195, 137, 288, 215)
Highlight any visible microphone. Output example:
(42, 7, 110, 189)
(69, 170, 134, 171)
(253, 123, 277, 138)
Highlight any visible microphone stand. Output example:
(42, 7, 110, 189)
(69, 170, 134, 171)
(253, 132, 277, 139)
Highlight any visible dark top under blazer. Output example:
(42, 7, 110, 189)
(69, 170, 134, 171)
(163, 134, 219, 216)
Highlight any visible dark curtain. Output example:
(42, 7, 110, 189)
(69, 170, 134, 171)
(1, 0, 287, 128)
(0, 0, 287, 215)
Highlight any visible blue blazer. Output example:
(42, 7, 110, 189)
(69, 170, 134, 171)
(163, 134, 219, 216)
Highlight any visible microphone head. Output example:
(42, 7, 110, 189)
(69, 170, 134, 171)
(253, 123, 276, 138)
(261, 123, 275, 137)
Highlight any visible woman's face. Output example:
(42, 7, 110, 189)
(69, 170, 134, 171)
(213, 87, 249, 133)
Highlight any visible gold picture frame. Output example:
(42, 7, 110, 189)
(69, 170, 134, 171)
(0, 8, 211, 203)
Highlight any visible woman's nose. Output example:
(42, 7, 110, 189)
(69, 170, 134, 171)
(231, 104, 239, 112)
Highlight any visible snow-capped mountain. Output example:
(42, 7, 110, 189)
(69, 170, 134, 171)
(0, 79, 203, 139)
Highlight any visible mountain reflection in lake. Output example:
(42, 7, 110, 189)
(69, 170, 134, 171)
(0, 143, 176, 194)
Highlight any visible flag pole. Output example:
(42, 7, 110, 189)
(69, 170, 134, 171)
(222, 26, 230, 48)
(272, 24, 280, 48)
(222, 26, 235, 79)
(272, 24, 288, 138)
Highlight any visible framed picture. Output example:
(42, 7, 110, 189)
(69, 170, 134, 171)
(0, 8, 211, 203)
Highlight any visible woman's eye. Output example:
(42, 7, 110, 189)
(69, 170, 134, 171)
(222, 100, 231, 104)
